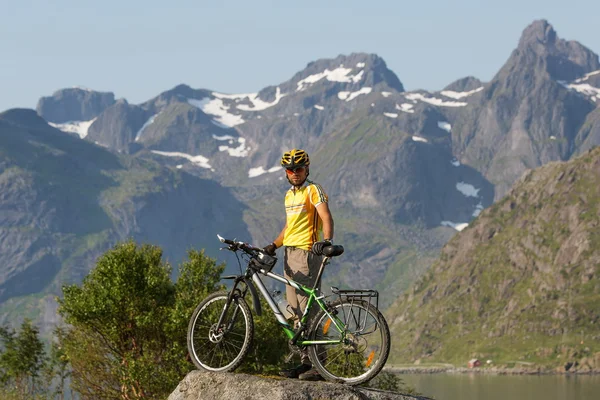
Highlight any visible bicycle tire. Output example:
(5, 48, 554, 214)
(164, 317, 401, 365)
(187, 291, 254, 372)
(307, 299, 390, 385)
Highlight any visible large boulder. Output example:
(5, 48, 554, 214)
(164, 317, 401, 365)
(168, 370, 430, 400)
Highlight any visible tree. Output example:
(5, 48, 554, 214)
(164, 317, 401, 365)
(59, 240, 176, 398)
(43, 327, 71, 400)
(0, 319, 47, 397)
(58, 241, 226, 399)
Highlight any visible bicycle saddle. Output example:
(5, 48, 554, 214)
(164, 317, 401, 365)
(322, 245, 344, 257)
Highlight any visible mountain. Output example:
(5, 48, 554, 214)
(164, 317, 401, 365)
(0, 109, 249, 330)
(386, 146, 600, 371)
(37, 88, 116, 124)
(2, 19, 600, 333)
(29, 52, 497, 300)
(451, 20, 600, 199)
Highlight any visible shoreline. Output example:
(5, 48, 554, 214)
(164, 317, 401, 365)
(384, 366, 600, 376)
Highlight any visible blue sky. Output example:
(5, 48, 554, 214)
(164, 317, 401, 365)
(1, 0, 598, 112)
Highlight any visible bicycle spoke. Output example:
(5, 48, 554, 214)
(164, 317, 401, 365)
(188, 293, 253, 372)
(308, 300, 390, 385)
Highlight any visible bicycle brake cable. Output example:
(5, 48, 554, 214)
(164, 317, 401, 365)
(234, 250, 243, 275)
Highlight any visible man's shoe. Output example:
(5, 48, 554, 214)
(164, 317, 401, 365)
(279, 363, 312, 379)
(298, 368, 324, 381)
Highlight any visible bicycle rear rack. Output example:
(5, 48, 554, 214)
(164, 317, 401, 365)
(330, 287, 380, 335)
(331, 286, 379, 310)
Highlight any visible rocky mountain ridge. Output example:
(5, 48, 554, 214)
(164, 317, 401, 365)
(386, 146, 600, 370)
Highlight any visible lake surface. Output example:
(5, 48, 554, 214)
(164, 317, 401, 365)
(397, 373, 600, 400)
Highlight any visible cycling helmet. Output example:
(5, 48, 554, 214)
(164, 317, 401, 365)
(281, 149, 310, 169)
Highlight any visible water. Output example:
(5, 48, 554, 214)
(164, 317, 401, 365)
(398, 373, 600, 400)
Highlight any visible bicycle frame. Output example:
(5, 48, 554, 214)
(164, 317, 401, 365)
(228, 256, 347, 347)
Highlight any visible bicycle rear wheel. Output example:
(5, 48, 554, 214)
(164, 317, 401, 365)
(187, 291, 254, 372)
(307, 299, 390, 385)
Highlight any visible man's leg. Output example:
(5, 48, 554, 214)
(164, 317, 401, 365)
(283, 247, 316, 365)
(298, 251, 327, 381)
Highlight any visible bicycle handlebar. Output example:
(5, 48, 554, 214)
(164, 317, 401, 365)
(217, 234, 344, 258)
(217, 234, 262, 254)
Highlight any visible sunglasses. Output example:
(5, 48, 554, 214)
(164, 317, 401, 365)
(285, 166, 306, 175)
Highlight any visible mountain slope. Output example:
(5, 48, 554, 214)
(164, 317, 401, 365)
(387, 146, 600, 371)
(0, 109, 249, 328)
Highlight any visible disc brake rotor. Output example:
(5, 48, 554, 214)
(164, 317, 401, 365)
(208, 324, 225, 343)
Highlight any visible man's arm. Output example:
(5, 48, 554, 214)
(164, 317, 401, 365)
(273, 222, 287, 248)
(316, 202, 334, 241)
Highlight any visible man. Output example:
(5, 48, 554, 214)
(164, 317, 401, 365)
(263, 148, 334, 381)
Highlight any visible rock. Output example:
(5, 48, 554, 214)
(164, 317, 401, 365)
(168, 370, 431, 400)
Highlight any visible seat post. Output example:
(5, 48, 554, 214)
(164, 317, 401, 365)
(312, 257, 330, 290)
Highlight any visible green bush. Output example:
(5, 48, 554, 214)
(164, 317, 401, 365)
(58, 240, 225, 399)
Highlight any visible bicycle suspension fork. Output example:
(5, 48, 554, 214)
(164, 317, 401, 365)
(216, 277, 248, 331)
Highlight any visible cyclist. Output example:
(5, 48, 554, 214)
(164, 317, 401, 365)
(263, 148, 334, 381)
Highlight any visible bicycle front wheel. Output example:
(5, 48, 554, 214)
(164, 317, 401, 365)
(307, 299, 390, 385)
(187, 291, 254, 372)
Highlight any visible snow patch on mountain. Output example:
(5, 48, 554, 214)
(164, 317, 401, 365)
(214, 88, 287, 111)
(314, 105, 325, 110)
(384, 112, 398, 118)
(437, 121, 451, 132)
(440, 86, 483, 99)
(150, 150, 213, 169)
(456, 182, 480, 197)
(49, 118, 97, 139)
(473, 202, 484, 217)
(381, 92, 392, 98)
(405, 93, 467, 107)
(248, 165, 282, 178)
(188, 98, 245, 128)
(338, 87, 372, 101)
(396, 103, 414, 113)
(557, 70, 600, 102)
(558, 81, 600, 102)
(441, 221, 469, 231)
(574, 69, 600, 83)
(412, 136, 428, 143)
(218, 137, 250, 157)
(296, 66, 365, 91)
(212, 134, 237, 143)
(135, 113, 158, 142)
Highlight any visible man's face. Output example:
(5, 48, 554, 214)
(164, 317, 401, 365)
(286, 166, 307, 186)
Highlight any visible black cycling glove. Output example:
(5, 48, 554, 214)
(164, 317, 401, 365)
(263, 243, 277, 256)
(311, 240, 332, 255)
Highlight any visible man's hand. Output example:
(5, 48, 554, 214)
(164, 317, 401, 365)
(263, 243, 277, 256)
(311, 240, 332, 255)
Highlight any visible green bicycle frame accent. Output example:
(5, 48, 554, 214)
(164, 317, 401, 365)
(248, 260, 346, 346)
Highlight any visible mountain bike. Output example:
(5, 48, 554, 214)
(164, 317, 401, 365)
(186, 234, 390, 385)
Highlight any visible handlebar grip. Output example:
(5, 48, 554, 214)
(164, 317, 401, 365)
(217, 234, 235, 245)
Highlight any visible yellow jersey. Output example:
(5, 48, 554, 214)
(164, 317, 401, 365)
(283, 180, 328, 250)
